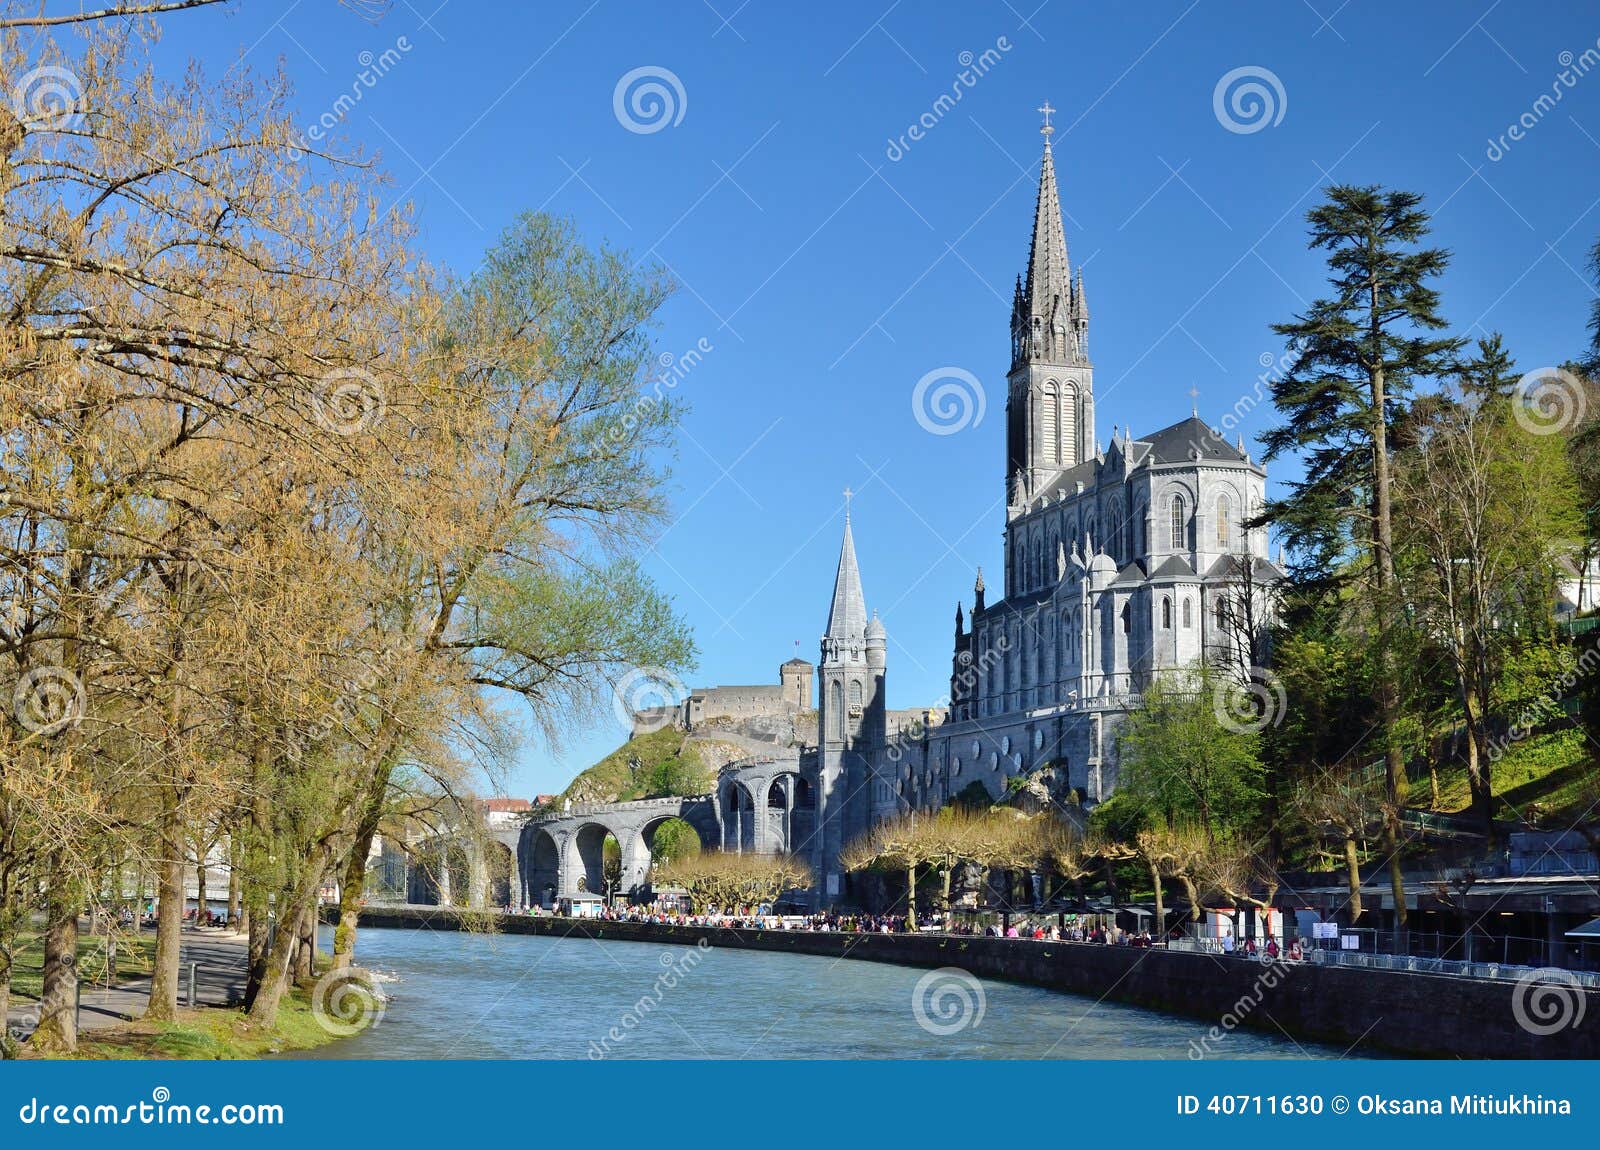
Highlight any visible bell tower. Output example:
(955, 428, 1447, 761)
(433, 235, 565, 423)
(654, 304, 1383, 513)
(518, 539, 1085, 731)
(815, 492, 885, 903)
(1007, 101, 1094, 501)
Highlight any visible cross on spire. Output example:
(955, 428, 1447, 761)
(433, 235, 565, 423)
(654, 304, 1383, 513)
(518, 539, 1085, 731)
(1188, 384, 1200, 415)
(842, 485, 853, 521)
(1037, 99, 1055, 140)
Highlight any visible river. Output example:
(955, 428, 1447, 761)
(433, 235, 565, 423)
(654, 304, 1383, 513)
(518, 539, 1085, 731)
(299, 927, 1350, 1059)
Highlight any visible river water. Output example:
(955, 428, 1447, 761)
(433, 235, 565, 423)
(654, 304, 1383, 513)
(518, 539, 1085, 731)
(299, 927, 1348, 1060)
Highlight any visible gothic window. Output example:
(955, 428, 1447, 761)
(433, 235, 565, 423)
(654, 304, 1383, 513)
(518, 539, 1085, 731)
(1162, 596, 1172, 629)
(1042, 384, 1060, 465)
(1182, 598, 1193, 628)
(1106, 507, 1123, 563)
(1133, 509, 1145, 558)
(1062, 383, 1078, 466)
(830, 681, 843, 737)
(1120, 602, 1131, 634)
(1085, 517, 1097, 551)
(1215, 596, 1227, 631)
(849, 679, 863, 707)
(1217, 494, 1232, 550)
(1169, 495, 1186, 550)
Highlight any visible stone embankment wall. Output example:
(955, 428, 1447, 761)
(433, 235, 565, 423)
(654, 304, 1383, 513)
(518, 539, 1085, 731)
(343, 906, 1600, 1059)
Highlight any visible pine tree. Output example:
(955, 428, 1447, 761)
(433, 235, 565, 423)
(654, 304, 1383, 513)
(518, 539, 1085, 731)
(1259, 185, 1461, 943)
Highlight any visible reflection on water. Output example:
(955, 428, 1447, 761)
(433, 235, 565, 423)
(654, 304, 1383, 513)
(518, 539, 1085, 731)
(295, 927, 1349, 1060)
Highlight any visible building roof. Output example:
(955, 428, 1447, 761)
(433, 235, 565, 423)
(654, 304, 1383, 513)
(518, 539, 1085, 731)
(781, 657, 811, 668)
(1148, 554, 1198, 580)
(824, 516, 868, 639)
(482, 797, 531, 813)
(1138, 416, 1256, 467)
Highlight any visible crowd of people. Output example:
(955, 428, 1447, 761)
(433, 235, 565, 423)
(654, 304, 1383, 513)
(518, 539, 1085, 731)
(527, 900, 1314, 956)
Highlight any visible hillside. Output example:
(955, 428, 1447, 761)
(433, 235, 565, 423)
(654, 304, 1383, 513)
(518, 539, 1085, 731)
(557, 711, 817, 806)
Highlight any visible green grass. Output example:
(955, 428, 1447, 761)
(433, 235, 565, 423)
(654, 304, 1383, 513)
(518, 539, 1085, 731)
(9, 929, 158, 999)
(1408, 727, 1598, 826)
(66, 983, 344, 1061)
(559, 726, 715, 804)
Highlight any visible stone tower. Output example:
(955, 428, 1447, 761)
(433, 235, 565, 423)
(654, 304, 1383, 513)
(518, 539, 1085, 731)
(815, 508, 885, 900)
(1007, 112, 1093, 503)
(779, 657, 814, 710)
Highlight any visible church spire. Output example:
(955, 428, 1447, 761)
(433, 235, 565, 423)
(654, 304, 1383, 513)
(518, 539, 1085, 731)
(1019, 129, 1071, 363)
(824, 510, 868, 641)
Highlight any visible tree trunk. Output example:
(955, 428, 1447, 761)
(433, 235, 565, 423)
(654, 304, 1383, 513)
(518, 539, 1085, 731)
(1180, 876, 1201, 923)
(1148, 861, 1165, 943)
(904, 864, 917, 929)
(1368, 295, 1409, 945)
(31, 864, 79, 1053)
(195, 850, 208, 925)
(1462, 685, 1495, 840)
(0, 877, 16, 1058)
(227, 846, 240, 928)
(1343, 833, 1364, 921)
(293, 904, 314, 985)
(146, 803, 185, 1022)
(332, 793, 386, 970)
(242, 744, 273, 1009)
(248, 855, 329, 1027)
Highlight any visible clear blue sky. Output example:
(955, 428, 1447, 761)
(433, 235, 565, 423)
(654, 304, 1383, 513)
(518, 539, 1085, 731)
(151, 0, 1600, 796)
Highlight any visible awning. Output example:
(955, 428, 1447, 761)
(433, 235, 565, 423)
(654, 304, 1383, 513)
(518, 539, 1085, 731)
(1565, 917, 1600, 940)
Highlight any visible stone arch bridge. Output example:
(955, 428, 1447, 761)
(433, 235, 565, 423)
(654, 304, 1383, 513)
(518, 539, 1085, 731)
(515, 796, 719, 908)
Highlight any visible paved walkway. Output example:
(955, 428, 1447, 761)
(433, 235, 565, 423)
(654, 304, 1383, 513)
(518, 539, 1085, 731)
(6, 926, 248, 1039)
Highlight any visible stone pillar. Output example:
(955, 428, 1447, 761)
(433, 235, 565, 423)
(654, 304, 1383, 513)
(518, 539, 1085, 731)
(468, 842, 487, 910)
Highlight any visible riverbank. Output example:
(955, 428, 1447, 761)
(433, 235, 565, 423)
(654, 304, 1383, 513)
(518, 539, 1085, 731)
(344, 906, 1600, 1059)
(6, 925, 347, 1060)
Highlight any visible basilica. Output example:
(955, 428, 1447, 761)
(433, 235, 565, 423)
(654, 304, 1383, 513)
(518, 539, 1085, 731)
(573, 117, 1285, 907)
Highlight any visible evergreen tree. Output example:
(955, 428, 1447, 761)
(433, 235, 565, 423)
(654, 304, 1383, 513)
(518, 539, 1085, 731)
(1259, 185, 1461, 940)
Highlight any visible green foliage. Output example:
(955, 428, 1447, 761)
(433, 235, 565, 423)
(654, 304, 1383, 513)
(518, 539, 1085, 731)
(1115, 668, 1267, 839)
(1260, 184, 1461, 589)
(560, 726, 715, 805)
(648, 817, 701, 867)
(948, 780, 995, 811)
(639, 754, 706, 799)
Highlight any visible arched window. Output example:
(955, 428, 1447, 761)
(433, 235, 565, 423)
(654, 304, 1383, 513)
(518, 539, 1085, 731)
(1216, 494, 1232, 550)
(1106, 507, 1123, 563)
(830, 681, 843, 737)
(1214, 596, 1227, 630)
(1120, 602, 1131, 634)
(1042, 385, 1060, 465)
(1182, 598, 1193, 628)
(1061, 383, 1078, 466)
(1162, 596, 1172, 629)
(1169, 495, 1186, 550)
(849, 679, 863, 707)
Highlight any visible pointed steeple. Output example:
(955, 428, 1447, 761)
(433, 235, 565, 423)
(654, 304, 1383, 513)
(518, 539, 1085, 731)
(973, 567, 986, 614)
(1016, 131, 1073, 366)
(824, 514, 868, 641)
